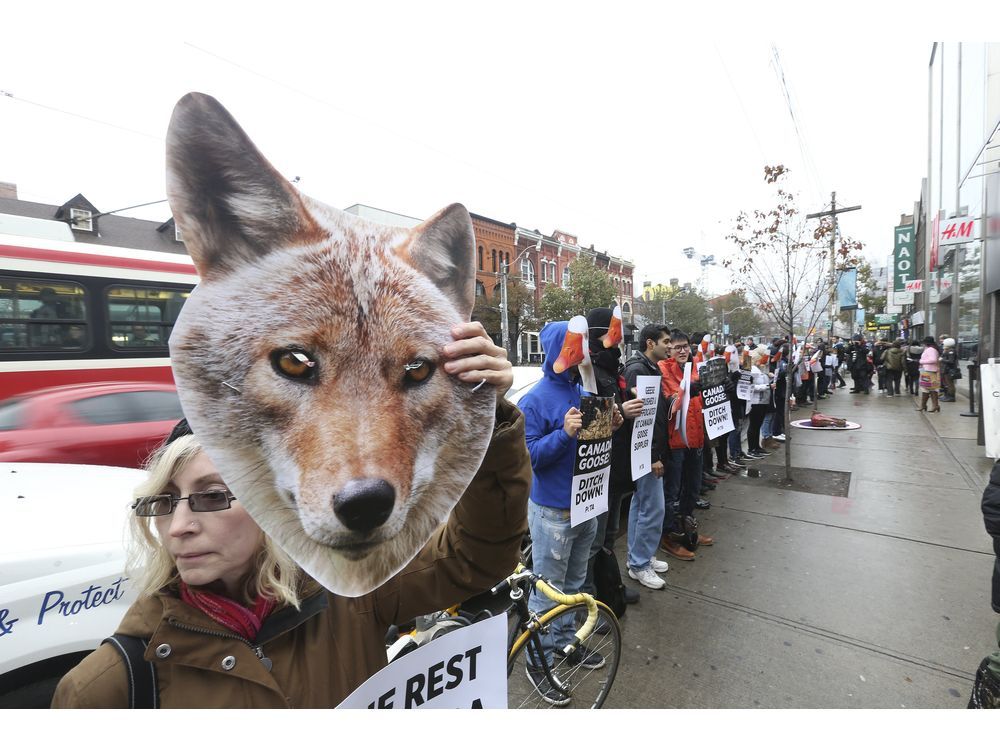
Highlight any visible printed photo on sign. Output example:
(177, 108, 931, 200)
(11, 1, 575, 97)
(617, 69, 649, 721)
(164, 93, 496, 596)
(337, 614, 507, 709)
(571, 396, 613, 528)
(630, 375, 660, 481)
(699, 358, 729, 389)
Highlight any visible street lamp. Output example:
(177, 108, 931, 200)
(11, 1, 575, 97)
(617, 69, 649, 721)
(721, 305, 751, 342)
(501, 238, 541, 361)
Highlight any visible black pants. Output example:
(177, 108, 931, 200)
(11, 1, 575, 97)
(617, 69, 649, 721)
(886, 369, 902, 396)
(747, 403, 767, 452)
(905, 362, 919, 394)
(817, 371, 829, 396)
(834, 367, 847, 387)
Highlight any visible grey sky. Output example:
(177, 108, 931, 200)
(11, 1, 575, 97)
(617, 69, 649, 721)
(0, 2, 984, 296)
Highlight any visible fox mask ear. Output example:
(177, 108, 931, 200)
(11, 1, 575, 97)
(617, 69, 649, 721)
(403, 203, 477, 320)
(165, 92, 317, 279)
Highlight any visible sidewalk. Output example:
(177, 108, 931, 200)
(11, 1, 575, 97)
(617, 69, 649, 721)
(607, 385, 997, 708)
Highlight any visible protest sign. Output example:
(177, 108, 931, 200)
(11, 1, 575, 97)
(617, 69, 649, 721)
(337, 614, 507, 709)
(571, 396, 613, 527)
(630, 375, 660, 480)
(736, 371, 754, 401)
(701, 382, 734, 440)
(675, 362, 692, 448)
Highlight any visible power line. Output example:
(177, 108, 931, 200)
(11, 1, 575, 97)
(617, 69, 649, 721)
(768, 45, 825, 205)
(0, 89, 161, 141)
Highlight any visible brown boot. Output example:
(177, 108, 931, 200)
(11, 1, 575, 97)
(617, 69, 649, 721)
(660, 536, 695, 561)
(697, 534, 714, 546)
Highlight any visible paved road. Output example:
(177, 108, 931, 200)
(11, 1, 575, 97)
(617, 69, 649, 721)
(605, 386, 996, 708)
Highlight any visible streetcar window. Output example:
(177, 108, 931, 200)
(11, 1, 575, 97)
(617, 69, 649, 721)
(106, 286, 189, 350)
(0, 277, 89, 351)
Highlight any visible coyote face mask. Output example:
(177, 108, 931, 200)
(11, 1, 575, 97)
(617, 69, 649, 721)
(165, 93, 495, 596)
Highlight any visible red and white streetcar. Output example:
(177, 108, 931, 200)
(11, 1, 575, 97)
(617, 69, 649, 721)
(0, 232, 198, 401)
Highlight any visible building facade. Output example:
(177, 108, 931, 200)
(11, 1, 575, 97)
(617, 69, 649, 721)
(917, 43, 1000, 366)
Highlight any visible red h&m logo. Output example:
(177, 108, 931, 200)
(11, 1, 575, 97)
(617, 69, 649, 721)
(939, 217, 980, 246)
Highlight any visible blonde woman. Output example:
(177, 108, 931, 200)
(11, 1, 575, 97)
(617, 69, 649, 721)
(51, 323, 529, 708)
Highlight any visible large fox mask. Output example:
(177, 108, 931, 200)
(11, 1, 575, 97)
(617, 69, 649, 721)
(165, 93, 495, 596)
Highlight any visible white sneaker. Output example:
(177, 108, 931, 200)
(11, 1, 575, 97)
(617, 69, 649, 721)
(773, 434, 786, 442)
(650, 558, 669, 573)
(628, 567, 665, 590)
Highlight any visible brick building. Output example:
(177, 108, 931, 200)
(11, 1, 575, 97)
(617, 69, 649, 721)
(470, 212, 516, 299)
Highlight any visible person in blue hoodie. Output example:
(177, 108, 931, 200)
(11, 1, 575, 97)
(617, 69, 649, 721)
(519, 320, 621, 705)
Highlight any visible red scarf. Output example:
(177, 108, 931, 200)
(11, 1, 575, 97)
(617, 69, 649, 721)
(180, 582, 276, 642)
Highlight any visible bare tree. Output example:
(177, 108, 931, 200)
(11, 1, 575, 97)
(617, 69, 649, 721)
(724, 165, 863, 482)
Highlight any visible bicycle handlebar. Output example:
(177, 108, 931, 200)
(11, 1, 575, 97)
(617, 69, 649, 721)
(496, 564, 599, 655)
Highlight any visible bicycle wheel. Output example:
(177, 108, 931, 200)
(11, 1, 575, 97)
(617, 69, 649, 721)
(506, 601, 621, 709)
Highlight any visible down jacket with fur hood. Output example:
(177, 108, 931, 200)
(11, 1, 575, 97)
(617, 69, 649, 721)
(51, 398, 530, 708)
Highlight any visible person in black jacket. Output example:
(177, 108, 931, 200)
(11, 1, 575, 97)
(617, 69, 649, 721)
(847, 335, 873, 394)
(582, 307, 644, 603)
(970, 461, 1000, 708)
(621, 324, 676, 589)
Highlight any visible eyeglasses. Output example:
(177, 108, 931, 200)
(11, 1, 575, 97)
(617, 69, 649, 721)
(671, 345, 690, 351)
(132, 491, 235, 517)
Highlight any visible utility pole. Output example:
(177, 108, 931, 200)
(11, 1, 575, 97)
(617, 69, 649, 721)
(806, 191, 861, 339)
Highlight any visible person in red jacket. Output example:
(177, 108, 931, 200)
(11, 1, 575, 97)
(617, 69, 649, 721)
(658, 330, 714, 561)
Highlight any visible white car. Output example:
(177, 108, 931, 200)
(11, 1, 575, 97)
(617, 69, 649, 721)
(504, 366, 544, 405)
(0, 463, 141, 707)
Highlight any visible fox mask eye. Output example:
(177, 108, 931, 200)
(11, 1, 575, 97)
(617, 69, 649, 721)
(272, 349, 317, 381)
(403, 359, 434, 384)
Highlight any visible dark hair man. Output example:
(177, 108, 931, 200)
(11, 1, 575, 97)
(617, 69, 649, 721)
(620, 325, 675, 589)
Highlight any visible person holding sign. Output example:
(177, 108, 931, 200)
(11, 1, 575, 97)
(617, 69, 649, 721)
(51, 324, 529, 708)
(520, 320, 624, 704)
(622, 324, 676, 589)
(658, 330, 714, 562)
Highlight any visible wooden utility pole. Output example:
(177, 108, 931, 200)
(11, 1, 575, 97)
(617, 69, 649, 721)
(806, 191, 861, 338)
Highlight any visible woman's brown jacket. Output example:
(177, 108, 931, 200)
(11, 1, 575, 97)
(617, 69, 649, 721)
(51, 399, 530, 708)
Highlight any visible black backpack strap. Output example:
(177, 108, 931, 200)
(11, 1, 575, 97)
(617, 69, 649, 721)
(102, 634, 159, 708)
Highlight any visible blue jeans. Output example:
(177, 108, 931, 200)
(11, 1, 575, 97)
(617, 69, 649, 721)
(761, 412, 774, 440)
(627, 470, 666, 571)
(662, 447, 702, 534)
(527, 501, 598, 666)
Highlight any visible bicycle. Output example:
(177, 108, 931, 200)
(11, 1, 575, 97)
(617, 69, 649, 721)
(494, 564, 622, 709)
(386, 564, 622, 708)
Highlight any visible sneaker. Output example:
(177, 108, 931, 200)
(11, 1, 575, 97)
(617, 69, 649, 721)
(525, 664, 571, 706)
(729, 458, 748, 467)
(749, 449, 771, 457)
(651, 558, 670, 573)
(628, 566, 665, 590)
(660, 536, 696, 561)
(708, 468, 728, 479)
(565, 643, 606, 670)
(773, 434, 786, 442)
(695, 498, 711, 510)
(740, 452, 763, 461)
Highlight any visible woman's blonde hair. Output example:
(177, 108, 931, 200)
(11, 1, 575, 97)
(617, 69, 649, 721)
(128, 434, 302, 609)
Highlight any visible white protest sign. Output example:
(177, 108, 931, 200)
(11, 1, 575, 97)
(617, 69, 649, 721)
(571, 396, 613, 527)
(337, 613, 507, 709)
(980, 359, 1000, 459)
(701, 383, 734, 440)
(675, 362, 692, 448)
(630, 375, 660, 480)
(736, 371, 754, 401)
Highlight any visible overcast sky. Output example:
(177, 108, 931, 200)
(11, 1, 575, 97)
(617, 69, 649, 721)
(1, 2, 992, 296)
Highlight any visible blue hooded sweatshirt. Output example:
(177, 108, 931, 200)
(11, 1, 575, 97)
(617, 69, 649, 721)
(519, 320, 586, 509)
